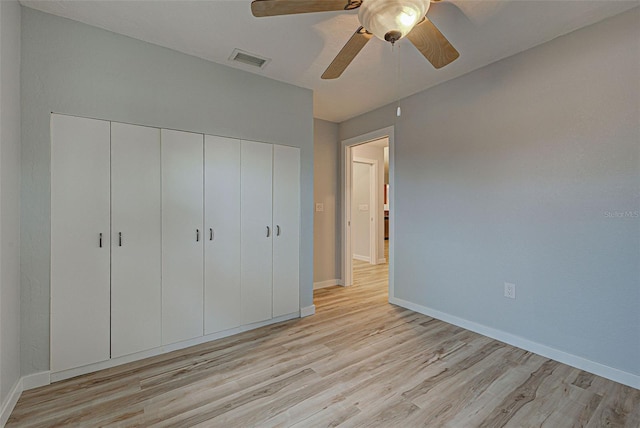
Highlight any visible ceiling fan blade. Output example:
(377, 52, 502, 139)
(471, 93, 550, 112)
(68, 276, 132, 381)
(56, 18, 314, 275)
(251, 0, 361, 17)
(406, 18, 459, 69)
(322, 27, 372, 79)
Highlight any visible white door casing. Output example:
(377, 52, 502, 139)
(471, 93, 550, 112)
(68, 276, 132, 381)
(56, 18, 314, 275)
(341, 126, 394, 291)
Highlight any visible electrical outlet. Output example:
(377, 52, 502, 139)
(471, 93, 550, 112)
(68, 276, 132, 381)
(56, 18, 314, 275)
(315, 203, 324, 212)
(504, 282, 516, 299)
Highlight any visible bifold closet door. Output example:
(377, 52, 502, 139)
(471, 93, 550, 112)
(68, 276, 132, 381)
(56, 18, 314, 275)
(161, 129, 204, 345)
(272, 145, 301, 317)
(111, 123, 161, 358)
(241, 141, 273, 325)
(204, 136, 241, 334)
(50, 114, 111, 372)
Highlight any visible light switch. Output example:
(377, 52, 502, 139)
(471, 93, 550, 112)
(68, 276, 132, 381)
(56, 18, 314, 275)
(315, 203, 324, 212)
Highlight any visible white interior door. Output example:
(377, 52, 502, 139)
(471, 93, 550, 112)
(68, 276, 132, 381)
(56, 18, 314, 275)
(50, 114, 111, 372)
(352, 161, 372, 262)
(161, 129, 204, 344)
(204, 135, 241, 334)
(241, 140, 273, 325)
(111, 123, 161, 358)
(272, 145, 300, 317)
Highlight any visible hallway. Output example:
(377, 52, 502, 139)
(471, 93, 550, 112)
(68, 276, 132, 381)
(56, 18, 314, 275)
(352, 240, 389, 290)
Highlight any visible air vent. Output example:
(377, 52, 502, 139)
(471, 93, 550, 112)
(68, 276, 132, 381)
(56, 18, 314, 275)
(229, 49, 271, 69)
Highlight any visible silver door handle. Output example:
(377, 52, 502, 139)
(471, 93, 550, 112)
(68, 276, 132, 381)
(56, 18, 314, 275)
(196, 229, 200, 242)
(99, 232, 103, 248)
(209, 228, 214, 241)
(119, 232, 122, 247)
(276, 225, 281, 236)
(266, 226, 270, 237)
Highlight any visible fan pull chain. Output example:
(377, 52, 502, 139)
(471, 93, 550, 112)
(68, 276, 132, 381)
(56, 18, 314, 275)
(394, 42, 401, 117)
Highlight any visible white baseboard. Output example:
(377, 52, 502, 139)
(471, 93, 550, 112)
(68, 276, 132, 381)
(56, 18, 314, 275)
(0, 377, 22, 427)
(314, 279, 342, 289)
(22, 371, 51, 391)
(300, 305, 316, 317)
(352, 255, 386, 265)
(389, 296, 640, 390)
(50, 312, 299, 383)
(353, 254, 370, 262)
(1, 311, 300, 423)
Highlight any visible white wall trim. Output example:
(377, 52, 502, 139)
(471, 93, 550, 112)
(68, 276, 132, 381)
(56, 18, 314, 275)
(389, 296, 640, 389)
(300, 305, 316, 317)
(352, 254, 370, 263)
(0, 378, 22, 427)
(49, 312, 299, 383)
(341, 126, 395, 296)
(22, 371, 51, 391)
(313, 279, 342, 290)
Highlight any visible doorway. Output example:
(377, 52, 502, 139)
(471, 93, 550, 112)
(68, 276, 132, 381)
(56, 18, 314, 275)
(342, 126, 394, 299)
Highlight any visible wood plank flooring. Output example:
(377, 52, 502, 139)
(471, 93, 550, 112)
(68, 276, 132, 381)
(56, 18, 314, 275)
(9, 250, 640, 427)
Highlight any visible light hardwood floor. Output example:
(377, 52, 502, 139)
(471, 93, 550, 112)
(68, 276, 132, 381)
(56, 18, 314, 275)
(9, 249, 640, 427)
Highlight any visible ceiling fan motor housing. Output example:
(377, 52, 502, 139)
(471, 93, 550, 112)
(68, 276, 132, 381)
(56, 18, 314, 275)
(385, 30, 402, 44)
(358, 0, 430, 43)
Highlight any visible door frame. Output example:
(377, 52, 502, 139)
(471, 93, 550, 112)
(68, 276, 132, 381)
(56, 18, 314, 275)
(341, 125, 394, 297)
(352, 157, 378, 265)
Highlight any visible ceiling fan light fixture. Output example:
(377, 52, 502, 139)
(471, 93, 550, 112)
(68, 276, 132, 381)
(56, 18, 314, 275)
(358, 0, 430, 43)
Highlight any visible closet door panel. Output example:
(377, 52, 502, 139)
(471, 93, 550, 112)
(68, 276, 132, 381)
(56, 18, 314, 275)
(272, 145, 301, 317)
(50, 114, 111, 372)
(204, 135, 241, 334)
(111, 123, 162, 358)
(161, 129, 204, 345)
(241, 141, 273, 325)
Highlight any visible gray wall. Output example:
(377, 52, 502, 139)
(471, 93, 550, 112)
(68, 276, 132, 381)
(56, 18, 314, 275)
(340, 8, 640, 377)
(313, 119, 340, 285)
(0, 0, 22, 410)
(21, 8, 314, 375)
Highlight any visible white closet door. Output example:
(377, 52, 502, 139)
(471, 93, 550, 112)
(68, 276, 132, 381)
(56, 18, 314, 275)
(204, 135, 241, 334)
(161, 129, 204, 345)
(241, 141, 273, 325)
(50, 114, 111, 372)
(272, 145, 301, 317)
(111, 123, 161, 358)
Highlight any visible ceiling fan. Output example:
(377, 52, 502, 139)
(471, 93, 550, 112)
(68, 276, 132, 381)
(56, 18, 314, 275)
(251, 0, 460, 79)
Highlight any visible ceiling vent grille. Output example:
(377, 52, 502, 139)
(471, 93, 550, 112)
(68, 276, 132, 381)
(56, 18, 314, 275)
(229, 49, 271, 69)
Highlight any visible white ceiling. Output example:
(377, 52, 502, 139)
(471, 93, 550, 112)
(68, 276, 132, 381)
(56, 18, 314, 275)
(21, 0, 639, 122)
